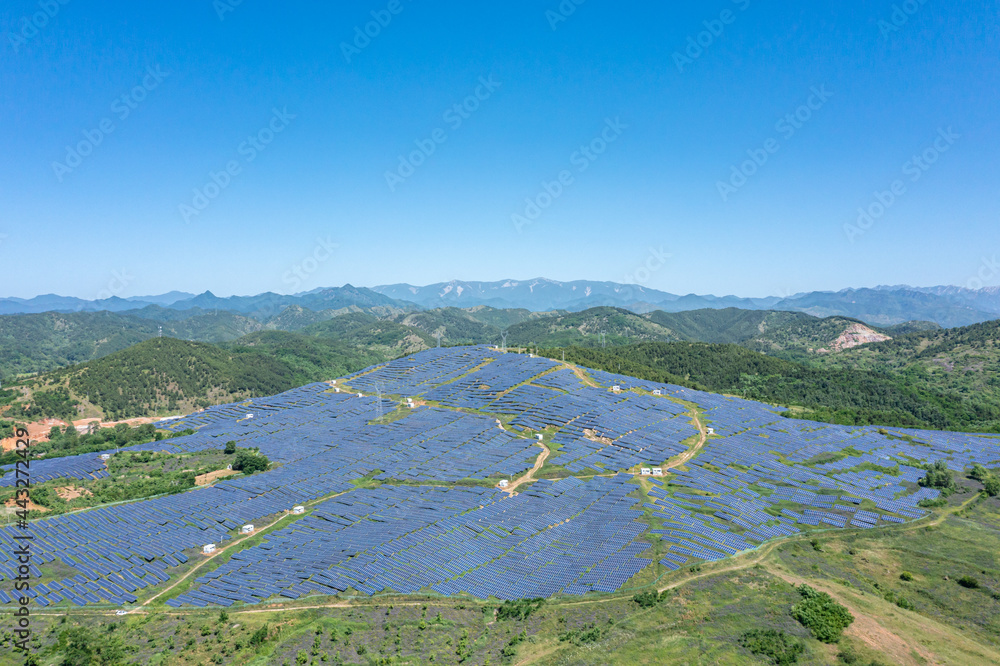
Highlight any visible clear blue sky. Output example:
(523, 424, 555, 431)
(2, 0, 998, 299)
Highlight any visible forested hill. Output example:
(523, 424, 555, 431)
(8, 336, 386, 421)
(0, 305, 907, 379)
(545, 342, 1000, 432)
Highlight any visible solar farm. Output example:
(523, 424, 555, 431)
(3, 345, 999, 610)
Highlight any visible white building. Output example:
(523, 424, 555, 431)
(498, 479, 509, 488)
(536, 434, 544, 441)
(640, 468, 652, 476)
(612, 385, 622, 393)
(240, 524, 254, 534)
(100, 454, 111, 461)
(707, 427, 715, 435)
(652, 468, 664, 476)
(652, 389, 662, 396)
(246, 413, 254, 419)
(202, 544, 216, 554)
(292, 505, 305, 515)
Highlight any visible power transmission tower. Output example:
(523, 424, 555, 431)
(435, 331, 443, 348)
(500, 330, 507, 353)
(374, 383, 384, 422)
(158, 326, 162, 338)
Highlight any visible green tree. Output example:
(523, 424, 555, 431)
(232, 450, 270, 474)
(224, 440, 237, 455)
(982, 475, 1000, 497)
(919, 461, 955, 492)
(969, 464, 989, 481)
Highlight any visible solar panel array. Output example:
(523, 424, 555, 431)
(2, 346, 997, 608)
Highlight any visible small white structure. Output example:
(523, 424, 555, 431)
(357, 393, 363, 398)
(330, 380, 337, 385)
(652, 389, 662, 396)
(292, 505, 305, 515)
(202, 544, 216, 555)
(706, 427, 715, 435)
(652, 468, 664, 476)
(226, 464, 232, 471)
(115, 610, 128, 616)
(240, 524, 254, 534)
(612, 385, 622, 393)
(335, 388, 341, 393)
(100, 453, 111, 461)
(528, 353, 535, 358)
(640, 468, 652, 476)
(246, 413, 254, 419)
(498, 479, 509, 489)
(536, 434, 544, 441)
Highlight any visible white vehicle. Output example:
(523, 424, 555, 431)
(116, 610, 128, 616)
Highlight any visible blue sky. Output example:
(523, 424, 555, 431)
(2, 0, 998, 299)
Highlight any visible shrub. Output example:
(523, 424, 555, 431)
(632, 590, 660, 608)
(899, 572, 913, 582)
(224, 440, 237, 454)
(791, 585, 854, 643)
(496, 598, 544, 622)
(957, 576, 980, 589)
(739, 629, 805, 666)
(249, 624, 269, 648)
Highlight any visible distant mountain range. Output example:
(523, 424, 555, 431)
(2, 280, 999, 328)
(375, 280, 1000, 328)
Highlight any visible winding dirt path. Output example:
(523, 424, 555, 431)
(663, 403, 708, 471)
(504, 442, 550, 495)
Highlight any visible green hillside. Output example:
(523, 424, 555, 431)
(807, 319, 1000, 418)
(546, 342, 1000, 431)
(10, 336, 388, 421)
(299, 312, 433, 353)
(0, 310, 262, 379)
(507, 306, 675, 347)
(0, 305, 913, 381)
